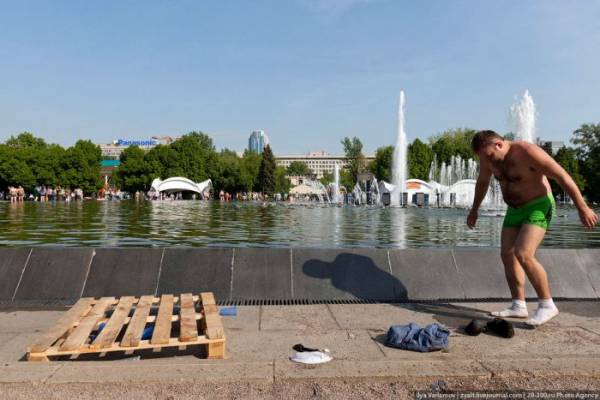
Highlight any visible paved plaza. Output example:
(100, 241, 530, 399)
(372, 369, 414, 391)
(1, 301, 600, 398)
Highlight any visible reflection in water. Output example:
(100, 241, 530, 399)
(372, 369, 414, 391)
(0, 200, 597, 248)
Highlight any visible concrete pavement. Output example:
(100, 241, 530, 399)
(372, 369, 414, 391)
(1, 301, 600, 398)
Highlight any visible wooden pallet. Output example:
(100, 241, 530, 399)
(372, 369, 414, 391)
(26, 292, 225, 361)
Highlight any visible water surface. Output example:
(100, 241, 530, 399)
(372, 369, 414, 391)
(0, 201, 598, 248)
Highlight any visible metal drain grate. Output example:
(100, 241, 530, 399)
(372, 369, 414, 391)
(217, 298, 382, 306)
(216, 297, 600, 306)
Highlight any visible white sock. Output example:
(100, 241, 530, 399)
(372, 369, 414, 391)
(527, 298, 559, 326)
(491, 299, 528, 318)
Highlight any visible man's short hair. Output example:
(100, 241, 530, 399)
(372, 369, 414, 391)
(471, 130, 503, 152)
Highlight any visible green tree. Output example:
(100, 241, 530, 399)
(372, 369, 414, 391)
(341, 137, 365, 188)
(571, 123, 600, 202)
(339, 168, 354, 190)
(34, 144, 66, 188)
(540, 141, 553, 156)
(1, 132, 65, 191)
(550, 147, 585, 199)
(61, 140, 102, 195)
(274, 166, 291, 194)
(0, 144, 9, 189)
(258, 145, 276, 195)
(429, 128, 477, 165)
(0, 149, 36, 190)
(320, 171, 334, 186)
(287, 161, 312, 176)
(170, 131, 216, 182)
(240, 150, 262, 192)
(116, 146, 153, 193)
(408, 139, 434, 181)
(144, 144, 181, 180)
(369, 145, 393, 182)
(5, 132, 47, 149)
(212, 149, 243, 194)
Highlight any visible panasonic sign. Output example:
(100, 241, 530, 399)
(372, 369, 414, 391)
(114, 139, 158, 147)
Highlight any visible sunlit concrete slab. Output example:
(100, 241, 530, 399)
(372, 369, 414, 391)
(226, 329, 382, 362)
(577, 248, 600, 298)
(48, 361, 273, 384)
(389, 249, 462, 300)
(260, 305, 339, 332)
(537, 249, 597, 298)
(454, 248, 535, 299)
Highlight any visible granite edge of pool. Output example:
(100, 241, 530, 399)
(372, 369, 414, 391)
(0, 247, 598, 305)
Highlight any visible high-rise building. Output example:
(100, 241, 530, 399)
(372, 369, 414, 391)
(248, 130, 269, 153)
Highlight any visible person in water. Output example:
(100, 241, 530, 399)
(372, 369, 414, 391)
(468, 130, 598, 326)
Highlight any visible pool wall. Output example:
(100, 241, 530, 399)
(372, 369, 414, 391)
(1, 247, 598, 304)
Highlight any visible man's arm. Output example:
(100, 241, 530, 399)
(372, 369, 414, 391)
(525, 144, 598, 228)
(467, 160, 492, 229)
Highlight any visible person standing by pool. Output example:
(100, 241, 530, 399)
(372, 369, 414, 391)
(8, 186, 16, 203)
(17, 186, 25, 202)
(467, 130, 598, 326)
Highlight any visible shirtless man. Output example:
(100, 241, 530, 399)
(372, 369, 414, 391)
(467, 130, 598, 326)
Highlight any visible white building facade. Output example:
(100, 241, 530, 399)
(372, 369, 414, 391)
(276, 151, 375, 179)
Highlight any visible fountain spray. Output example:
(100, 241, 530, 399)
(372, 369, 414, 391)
(391, 91, 408, 206)
(510, 90, 536, 143)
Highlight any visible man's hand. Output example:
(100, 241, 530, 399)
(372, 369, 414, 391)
(578, 206, 599, 229)
(467, 209, 478, 229)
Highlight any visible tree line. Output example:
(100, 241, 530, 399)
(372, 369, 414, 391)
(0, 133, 102, 195)
(1, 124, 599, 202)
(115, 132, 290, 196)
(341, 125, 599, 203)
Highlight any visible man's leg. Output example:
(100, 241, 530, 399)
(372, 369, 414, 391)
(514, 224, 550, 298)
(491, 227, 528, 318)
(514, 224, 558, 325)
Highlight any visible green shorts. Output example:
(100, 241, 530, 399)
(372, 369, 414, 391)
(503, 194, 556, 230)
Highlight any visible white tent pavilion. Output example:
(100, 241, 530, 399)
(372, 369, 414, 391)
(150, 177, 212, 196)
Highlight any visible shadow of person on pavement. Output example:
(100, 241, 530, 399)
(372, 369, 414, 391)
(303, 252, 491, 331)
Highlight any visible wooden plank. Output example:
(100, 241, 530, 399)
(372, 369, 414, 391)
(207, 342, 225, 359)
(202, 299, 224, 340)
(59, 297, 115, 351)
(26, 353, 49, 362)
(151, 294, 173, 345)
(90, 296, 135, 350)
(200, 292, 216, 306)
(121, 295, 154, 347)
(28, 298, 94, 353)
(38, 336, 224, 358)
(179, 293, 198, 342)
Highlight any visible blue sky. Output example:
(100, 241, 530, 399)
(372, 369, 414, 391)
(1, 0, 599, 155)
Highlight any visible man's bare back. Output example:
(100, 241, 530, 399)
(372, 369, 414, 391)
(485, 141, 551, 207)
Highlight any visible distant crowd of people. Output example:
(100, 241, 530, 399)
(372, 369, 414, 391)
(218, 191, 288, 202)
(145, 190, 208, 201)
(2, 186, 298, 203)
(219, 191, 266, 201)
(1, 186, 86, 203)
(97, 187, 127, 200)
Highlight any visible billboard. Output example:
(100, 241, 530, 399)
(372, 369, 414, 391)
(113, 139, 158, 147)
